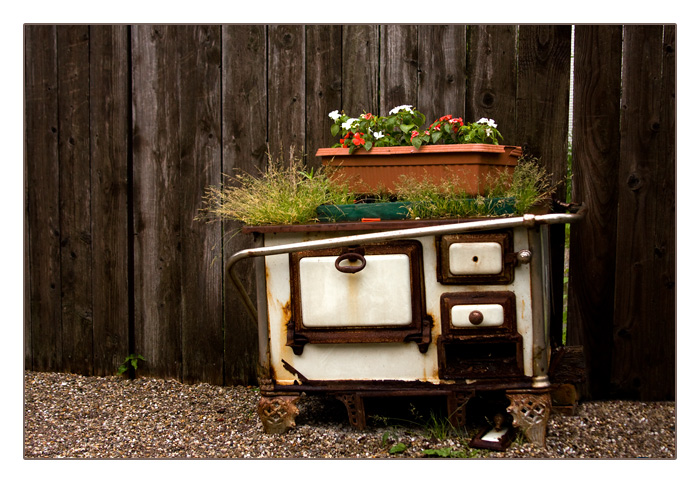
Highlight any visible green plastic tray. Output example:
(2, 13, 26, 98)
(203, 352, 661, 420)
(316, 198, 516, 222)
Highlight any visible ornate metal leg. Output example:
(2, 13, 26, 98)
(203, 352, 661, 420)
(447, 392, 471, 427)
(336, 393, 366, 430)
(257, 395, 301, 434)
(506, 391, 552, 447)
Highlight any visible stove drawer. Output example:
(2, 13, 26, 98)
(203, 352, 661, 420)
(437, 291, 523, 379)
(438, 336, 524, 379)
(440, 291, 516, 336)
(436, 231, 515, 284)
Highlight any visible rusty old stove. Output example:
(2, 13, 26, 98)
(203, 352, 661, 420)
(227, 208, 584, 446)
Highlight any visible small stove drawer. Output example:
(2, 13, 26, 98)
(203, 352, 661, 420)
(451, 303, 505, 328)
(436, 231, 515, 284)
(448, 242, 504, 275)
(438, 336, 524, 379)
(440, 291, 516, 336)
(437, 291, 523, 379)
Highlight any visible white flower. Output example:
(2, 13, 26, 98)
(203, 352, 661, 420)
(485, 128, 493, 137)
(328, 110, 341, 121)
(372, 130, 385, 139)
(389, 104, 414, 115)
(477, 118, 498, 128)
(341, 118, 359, 130)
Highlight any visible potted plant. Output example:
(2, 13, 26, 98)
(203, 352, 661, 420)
(198, 148, 555, 227)
(316, 106, 522, 196)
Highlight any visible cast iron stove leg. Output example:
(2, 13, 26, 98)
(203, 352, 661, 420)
(506, 391, 552, 447)
(447, 392, 472, 427)
(336, 393, 367, 430)
(258, 395, 301, 434)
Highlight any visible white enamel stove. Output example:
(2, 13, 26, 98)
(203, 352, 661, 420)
(227, 210, 584, 444)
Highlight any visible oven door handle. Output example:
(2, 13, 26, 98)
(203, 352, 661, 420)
(335, 250, 367, 273)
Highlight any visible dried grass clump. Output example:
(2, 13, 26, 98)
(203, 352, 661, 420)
(197, 149, 355, 226)
(393, 173, 513, 219)
(392, 157, 556, 219)
(485, 156, 559, 214)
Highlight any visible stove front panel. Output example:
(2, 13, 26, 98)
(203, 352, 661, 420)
(262, 227, 537, 385)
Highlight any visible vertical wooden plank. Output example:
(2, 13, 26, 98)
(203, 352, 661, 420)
(379, 24, 419, 116)
(650, 24, 675, 400)
(131, 25, 182, 380)
(56, 25, 93, 376)
(341, 25, 379, 116)
(516, 25, 571, 350)
(516, 25, 571, 189)
(566, 25, 623, 400)
(466, 25, 517, 142)
(222, 25, 268, 385)
(417, 25, 467, 124)
(612, 25, 673, 400)
(268, 25, 305, 156)
(25, 25, 62, 371)
(24, 87, 31, 369)
(178, 25, 224, 385)
(89, 25, 131, 376)
(305, 25, 342, 168)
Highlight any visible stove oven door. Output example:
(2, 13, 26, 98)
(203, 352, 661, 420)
(287, 240, 432, 355)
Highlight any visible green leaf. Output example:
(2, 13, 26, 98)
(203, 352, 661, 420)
(389, 443, 407, 454)
(400, 123, 414, 134)
(381, 432, 391, 446)
(364, 140, 373, 151)
(411, 137, 423, 149)
(422, 448, 467, 458)
(330, 124, 340, 137)
(431, 131, 442, 143)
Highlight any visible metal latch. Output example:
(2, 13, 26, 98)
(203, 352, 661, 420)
(505, 249, 532, 266)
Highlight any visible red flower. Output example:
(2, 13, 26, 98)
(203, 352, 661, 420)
(410, 130, 420, 139)
(353, 132, 366, 145)
(439, 114, 453, 122)
(362, 113, 372, 120)
(449, 117, 464, 132)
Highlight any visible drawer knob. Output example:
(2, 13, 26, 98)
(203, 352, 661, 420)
(469, 310, 484, 325)
(516, 249, 532, 264)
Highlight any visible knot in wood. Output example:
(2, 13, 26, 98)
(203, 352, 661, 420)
(626, 172, 643, 191)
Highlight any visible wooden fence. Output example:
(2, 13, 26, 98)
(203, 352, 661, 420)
(24, 24, 675, 400)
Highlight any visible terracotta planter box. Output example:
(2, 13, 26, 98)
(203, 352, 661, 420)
(316, 144, 522, 196)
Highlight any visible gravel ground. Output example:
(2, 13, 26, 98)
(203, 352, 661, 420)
(23, 371, 676, 460)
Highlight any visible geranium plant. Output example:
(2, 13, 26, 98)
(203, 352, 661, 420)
(328, 105, 503, 153)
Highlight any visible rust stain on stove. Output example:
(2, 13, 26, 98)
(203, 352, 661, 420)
(282, 300, 292, 323)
